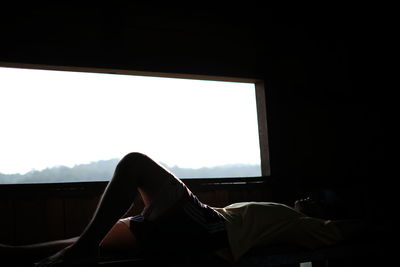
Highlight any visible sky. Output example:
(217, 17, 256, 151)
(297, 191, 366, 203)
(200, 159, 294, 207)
(0, 66, 261, 175)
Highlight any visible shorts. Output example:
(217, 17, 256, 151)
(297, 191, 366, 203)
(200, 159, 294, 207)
(129, 181, 228, 256)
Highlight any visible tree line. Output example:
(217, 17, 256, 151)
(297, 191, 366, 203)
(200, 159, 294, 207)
(0, 159, 261, 184)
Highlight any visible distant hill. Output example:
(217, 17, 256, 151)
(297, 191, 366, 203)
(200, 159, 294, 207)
(0, 159, 261, 184)
(166, 163, 261, 178)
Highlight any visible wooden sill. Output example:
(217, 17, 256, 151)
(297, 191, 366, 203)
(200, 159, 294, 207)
(0, 176, 269, 199)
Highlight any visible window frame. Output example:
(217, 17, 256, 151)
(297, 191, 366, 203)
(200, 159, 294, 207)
(0, 61, 270, 189)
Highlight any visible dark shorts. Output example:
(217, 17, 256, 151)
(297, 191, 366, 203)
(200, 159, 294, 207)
(129, 188, 228, 256)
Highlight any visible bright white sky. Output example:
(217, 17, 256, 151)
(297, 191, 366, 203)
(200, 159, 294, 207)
(0, 66, 261, 175)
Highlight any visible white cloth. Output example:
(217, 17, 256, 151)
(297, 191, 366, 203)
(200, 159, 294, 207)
(214, 202, 344, 261)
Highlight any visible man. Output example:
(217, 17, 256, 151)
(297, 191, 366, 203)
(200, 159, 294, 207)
(0, 152, 359, 266)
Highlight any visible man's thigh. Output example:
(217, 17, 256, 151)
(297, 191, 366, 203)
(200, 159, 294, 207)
(99, 218, 138, 256)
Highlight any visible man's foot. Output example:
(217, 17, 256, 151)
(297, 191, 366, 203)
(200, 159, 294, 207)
(34, 245, 98, 267)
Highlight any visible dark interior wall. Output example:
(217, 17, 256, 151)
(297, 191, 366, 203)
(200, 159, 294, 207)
(263, 6, 392, 218)
(266, 13, 378, 179)
(0, 4, 391, 218)
(0, 3, 265, 77)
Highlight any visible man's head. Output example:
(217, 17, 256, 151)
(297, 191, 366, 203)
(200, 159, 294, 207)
(294, 197, 325, 218)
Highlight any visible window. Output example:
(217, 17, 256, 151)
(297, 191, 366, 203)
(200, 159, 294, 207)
(0, 64, 269, 184)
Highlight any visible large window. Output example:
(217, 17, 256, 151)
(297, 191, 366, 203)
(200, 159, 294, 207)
(0, 65, 269, 184)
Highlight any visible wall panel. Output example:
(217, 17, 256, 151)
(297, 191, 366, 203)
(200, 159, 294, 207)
(0, 199, 15, 244)
(14, 199, 47, 245)
(64, 197, 99, 238)
(45, 198, 65, 241)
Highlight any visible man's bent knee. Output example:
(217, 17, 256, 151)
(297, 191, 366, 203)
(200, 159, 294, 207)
(118, 152, 150, 168)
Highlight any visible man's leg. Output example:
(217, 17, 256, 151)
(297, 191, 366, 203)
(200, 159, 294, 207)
(0, 238, 78, 263)
(0, 219, 138, 263)
(34, 152, 176, 266)
(73, 152, 175, 248)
